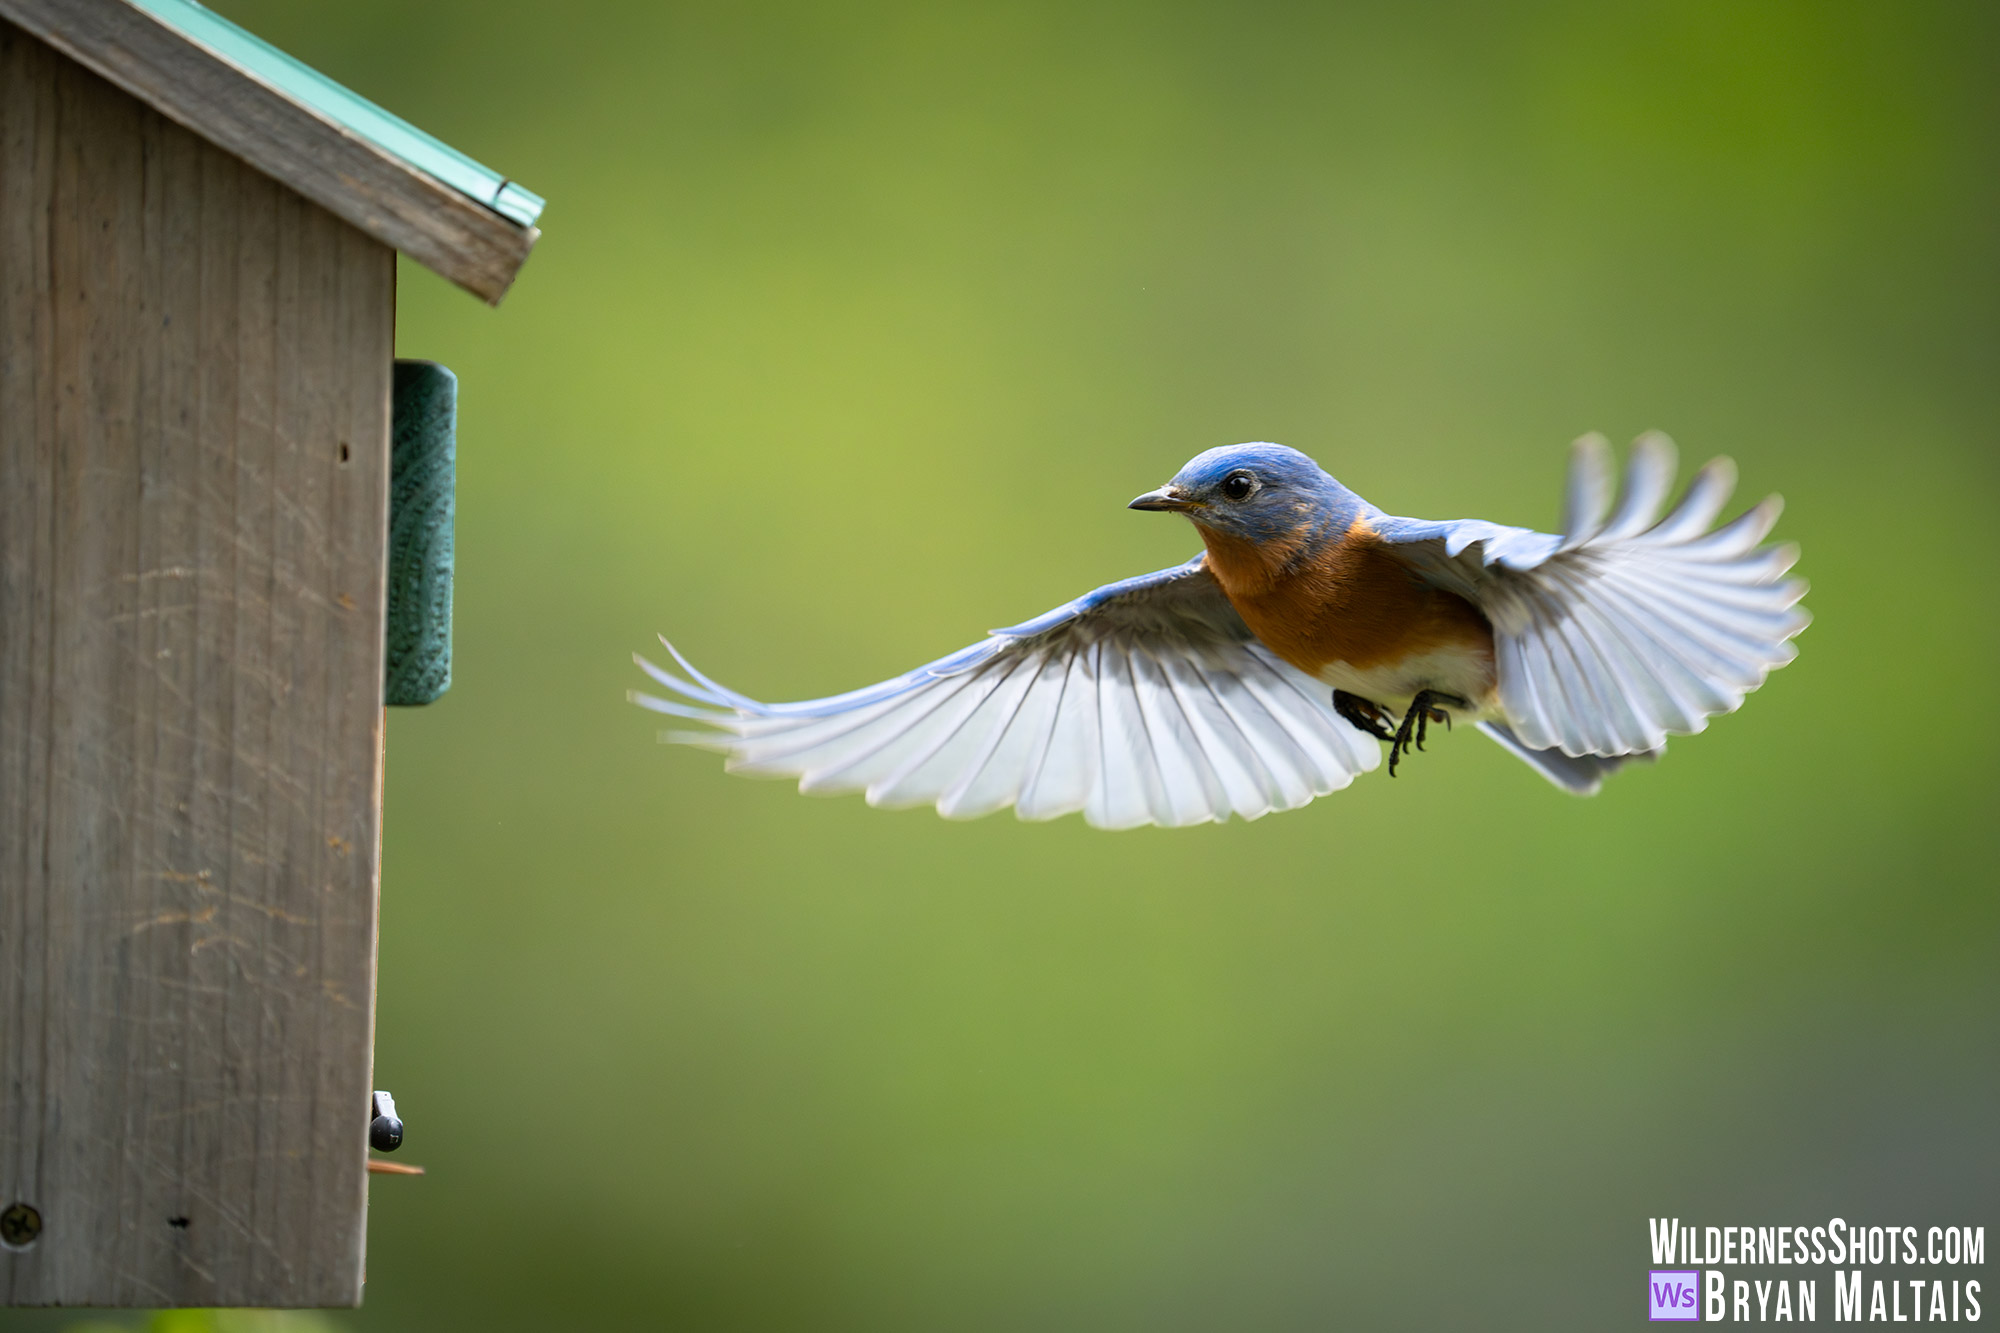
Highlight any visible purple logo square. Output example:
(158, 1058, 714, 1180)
(1649, 1270, 1700, 1321)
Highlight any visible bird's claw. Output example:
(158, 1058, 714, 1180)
(1388, 690, 1468, 776)
(1333, 690, 1397, 743)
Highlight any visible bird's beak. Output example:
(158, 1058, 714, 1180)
(1128, 486, 1196, 512)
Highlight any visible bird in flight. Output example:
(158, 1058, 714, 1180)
(633, 433, 1807, 829)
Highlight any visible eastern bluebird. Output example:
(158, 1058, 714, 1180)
(633, 433, 1807, 828)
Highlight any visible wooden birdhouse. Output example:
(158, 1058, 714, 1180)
(0, 0, 541, 1308)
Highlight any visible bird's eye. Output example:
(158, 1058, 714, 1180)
(1221, 471, 1257, 501)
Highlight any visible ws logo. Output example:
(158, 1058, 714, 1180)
(1650, 1270, 1700, 1321)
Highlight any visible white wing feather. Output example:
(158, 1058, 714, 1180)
(1377, 432, 1809, 758)
(634, 559, 1378, 828)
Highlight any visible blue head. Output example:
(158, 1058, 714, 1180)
(1128, 443, 1362, 547)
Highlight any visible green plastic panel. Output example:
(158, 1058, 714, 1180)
(385, 361, 457, 707)
(127, 0, 544, 226)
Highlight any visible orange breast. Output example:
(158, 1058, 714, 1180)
(1197, 520, 1494, 677)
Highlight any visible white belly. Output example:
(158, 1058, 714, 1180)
(1314, 643, 1500, 719)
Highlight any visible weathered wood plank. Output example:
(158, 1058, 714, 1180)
(0, 0, 535, 305)
(0, 22, 391, 1306)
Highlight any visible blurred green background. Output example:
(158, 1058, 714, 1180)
(12, 0, 1998, 1328)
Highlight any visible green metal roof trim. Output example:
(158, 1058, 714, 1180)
(129, 0, 544, 227)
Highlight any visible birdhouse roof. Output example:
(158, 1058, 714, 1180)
(0, 0, 543, 303)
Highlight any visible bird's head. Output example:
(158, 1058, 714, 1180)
(1128, 443, 1355, 548)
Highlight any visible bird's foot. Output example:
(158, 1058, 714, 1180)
(1333, 690, 1397, 743)
(1388, 690, 1468, 777)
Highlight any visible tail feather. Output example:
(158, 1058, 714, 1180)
(1478, 721, 1658, 795)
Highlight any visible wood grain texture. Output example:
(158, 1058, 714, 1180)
(0, 22, 390, 1307)
(0, 0, 535, 305)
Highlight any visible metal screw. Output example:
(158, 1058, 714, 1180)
(0, 1202, 41, 1248)
(369, 1089, 404, 1153)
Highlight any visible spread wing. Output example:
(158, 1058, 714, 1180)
(632, 556, 1379, 829)
(1371, 432, 1809, 758)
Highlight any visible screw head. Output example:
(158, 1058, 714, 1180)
(0, 1202, 42, 1248)
(369, 1114, 404, 1153)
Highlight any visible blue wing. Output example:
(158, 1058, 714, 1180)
(1370, 432, 1809, 758)
(633, 556, 1379, 829)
